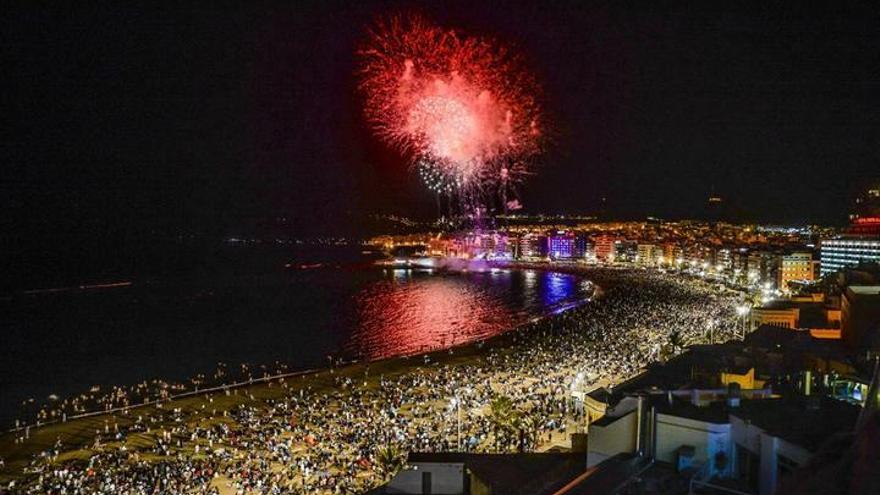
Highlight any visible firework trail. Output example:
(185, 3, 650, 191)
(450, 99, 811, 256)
(358, 14, 544, 218)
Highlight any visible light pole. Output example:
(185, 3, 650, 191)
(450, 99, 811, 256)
(736, 305, 750, 339)
(449, 387, 471, 451)
(449, 397, 462, 450)
(570, 371, 584, 409)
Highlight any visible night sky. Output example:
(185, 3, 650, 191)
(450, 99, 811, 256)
(4, 1, 879, 254)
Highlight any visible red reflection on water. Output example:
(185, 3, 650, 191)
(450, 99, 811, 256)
(348, 271, 512, 360)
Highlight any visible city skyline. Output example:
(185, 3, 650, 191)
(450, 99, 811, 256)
(3, 1, 879, 252)
(3, 3, 880, 491)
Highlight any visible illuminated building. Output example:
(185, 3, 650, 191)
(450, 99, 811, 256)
(547, 231, 575, 259)
(574, 234, 590, 259)
(614, 240, 638, 263)
(748, 250, 779, 287)
(428, 237, 451, 256)
(714, 248, 732, 271)
(520, 233, 547, 258)
(820, 237, 880, 276)
(686, 245, 714, 270)
(776, 251, 814, 293)
(636, 243, 658, 265)
(848, 215, 880, 236)
(849, 182, 880, 225)
(506, 234, 521, 259)
(662, 243, 676, 263)
(820, 183, 880, 276)
(593, 234, 616, 262)
(731, 249, 749, 273)
(821, 183, 880, 276)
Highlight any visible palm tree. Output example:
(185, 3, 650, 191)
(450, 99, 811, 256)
(489, 394, 522, 452)
(375, 444, 406, 481)
(674, 330, 692, 350)
(664, 330, 692, 359)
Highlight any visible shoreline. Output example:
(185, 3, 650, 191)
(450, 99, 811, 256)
(0, 266, 605, 480)
(0, 265, 743, 493)
(3, 263, 596, 434)
(0, 306, 584, 482)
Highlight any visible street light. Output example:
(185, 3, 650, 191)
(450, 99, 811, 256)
(570, 371, 584, 391)
(448, 387, 471, 451)
(448, 397, 462, 451)
(735, 304, 750, 339)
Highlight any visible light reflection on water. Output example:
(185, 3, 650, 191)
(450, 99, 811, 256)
(544, 272, 575, 306)
(346, 269, 590, 360)
(0, 265, 591, 425)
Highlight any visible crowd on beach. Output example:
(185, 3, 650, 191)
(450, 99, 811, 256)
(17, 362, 296, 430)
(4, 268, 742, 494)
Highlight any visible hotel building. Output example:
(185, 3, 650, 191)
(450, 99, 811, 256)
(820, 183, 880, 276)
(776, 251, 815, 292)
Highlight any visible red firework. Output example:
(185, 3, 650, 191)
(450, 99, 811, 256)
(358, 14, 543, 205)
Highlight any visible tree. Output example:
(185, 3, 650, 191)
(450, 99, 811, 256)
(375, 444, 405, 481)
(488, 394, 522, 452)
(666, 329, 692, 357)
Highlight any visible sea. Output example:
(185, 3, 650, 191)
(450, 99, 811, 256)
(0, 245, 592, 427)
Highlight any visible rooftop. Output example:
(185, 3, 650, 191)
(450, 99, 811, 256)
(655, 398, 731, 424)
(847, 285, 880, 297)
(730, 396, 860, 452)
(799, 303, 836, 329)
(557, 454, 655, 495)
(650, 394, 860, 454)
(586, 386, 613, 403)
(756, 299, 799, 310)
(405, 452, 585, 495)
(592, 409, 635, 427)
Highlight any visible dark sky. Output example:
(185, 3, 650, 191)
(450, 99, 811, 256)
(4, 0, 879, 249)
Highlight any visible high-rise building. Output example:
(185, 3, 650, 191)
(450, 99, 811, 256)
(821, 238, 880, 276)
(850, 182, 880, 224)
(820, 183, 880, 276)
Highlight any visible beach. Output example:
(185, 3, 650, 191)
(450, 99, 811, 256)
(0, 267, 743, 494)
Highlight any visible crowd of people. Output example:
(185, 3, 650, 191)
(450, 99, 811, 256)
(3, 268, 742, 494)
(18, 362, 295, 430)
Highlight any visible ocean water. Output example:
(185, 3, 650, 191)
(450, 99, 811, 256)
(0, 246, 591, 426)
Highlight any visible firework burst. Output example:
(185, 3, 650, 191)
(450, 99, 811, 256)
(358, 14, 544, 217)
